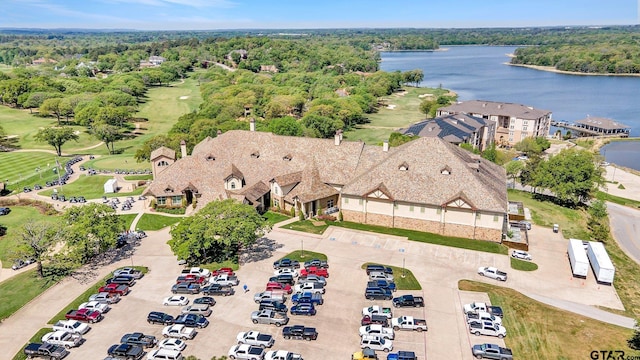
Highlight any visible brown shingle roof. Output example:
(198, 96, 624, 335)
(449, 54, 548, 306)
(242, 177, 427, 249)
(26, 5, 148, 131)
(439, 100, 550, 120)
(285, 163, 338, 203)
(150, 146, 176, 161)
(225, 164, 244, 181)
(273, 171, 302, 187)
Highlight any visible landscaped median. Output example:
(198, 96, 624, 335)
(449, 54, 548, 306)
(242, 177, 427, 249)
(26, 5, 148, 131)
(458, 280, 636, 360)
(361, 262, 421, 290)
(135, 213, 182, 231)
(0, 269, 58, 321)
(510, 257, 538, 271)
(12, 328, 54, 360)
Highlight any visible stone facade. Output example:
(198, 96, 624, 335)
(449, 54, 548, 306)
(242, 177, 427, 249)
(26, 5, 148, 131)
(393, 216, 442, 234)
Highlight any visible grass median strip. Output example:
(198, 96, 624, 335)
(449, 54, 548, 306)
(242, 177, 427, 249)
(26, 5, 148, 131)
(458, 280, 636, 360)
(136, 213, 181, 231)
(280, 250, 328, 262)
(12, 327, 53, 360)
(510, 258, 539, 271)
(361, 262, 421, 290)
(47, 266, 148, 324)
(282, 220, 329, 235)
(263, 211, 291, 226)
(0, 269, 58, 321)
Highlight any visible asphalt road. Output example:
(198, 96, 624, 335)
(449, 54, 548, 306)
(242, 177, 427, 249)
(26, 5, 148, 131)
(607, 202, 640, 264)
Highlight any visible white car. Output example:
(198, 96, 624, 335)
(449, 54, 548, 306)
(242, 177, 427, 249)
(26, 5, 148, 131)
(79, 301, 110, 314)
(42, 330, 83, 348)
(158, 338, 187, 352)
(147, 348, 183, 360)
(162, 324, 196, 340)
(163, 295, 189, 306)
(228, 344, 266, 360)
(511, 250, 532, 261)
(359, 324, 395, 340)
(52, 320, 90, 335)
(273, 268, 298, 277)
(360, 334, 393, 352)
(265, 350, 303, 360)
(188, 267, 211, 278)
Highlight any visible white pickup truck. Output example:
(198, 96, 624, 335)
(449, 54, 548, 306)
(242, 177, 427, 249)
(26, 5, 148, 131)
(468, 320, 507, 338)
(478, 267, 507, 281)
(42, 330, 83, 348)
(466, 311, 502, 325)
(210, 273, 239, 286)
(391, 316, 428, 332)
(362, 305, 393, 319)
(236, 331, 275, 348)
(52, 320, 90, 335)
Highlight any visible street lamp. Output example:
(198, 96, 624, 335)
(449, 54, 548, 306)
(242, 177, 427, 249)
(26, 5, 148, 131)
(402, 258, 406, 279)
(301, 239, 304, 258)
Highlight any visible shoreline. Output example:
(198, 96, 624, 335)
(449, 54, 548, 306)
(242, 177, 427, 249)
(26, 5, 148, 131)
(505, 62, 640, 77)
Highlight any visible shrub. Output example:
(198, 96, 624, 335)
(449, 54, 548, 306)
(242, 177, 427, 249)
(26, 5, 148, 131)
(338, 211, 343, 222)
(290, 207, 295, 217)
(317, 214, 336, 221)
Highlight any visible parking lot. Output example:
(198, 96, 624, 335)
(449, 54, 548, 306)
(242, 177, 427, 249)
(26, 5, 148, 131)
(63, 221, 624, 360)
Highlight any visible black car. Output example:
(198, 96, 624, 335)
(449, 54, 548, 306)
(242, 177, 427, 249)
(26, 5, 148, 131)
(0, 207, 10, 216)
(268, 274, 295, 286)
(107, 343, 145, 360)
(273, 258, 300, 270)
(147, 311, 175, 325)
(194, 296, 216, 306)
(364, 287, 392, 300)
(106, 275, 136, 286)
(259, 300, 288, 313)
(202, 284, 235, 296)
(174, 313, 209, 328)
(282, 325, 318, 341)
(365, 264, 393, 275)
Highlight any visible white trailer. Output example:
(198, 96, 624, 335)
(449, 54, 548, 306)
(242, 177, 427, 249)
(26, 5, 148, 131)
(586, 241, 615, 284)
(568, 239, 589, 278)
(103, 178, 118, 193)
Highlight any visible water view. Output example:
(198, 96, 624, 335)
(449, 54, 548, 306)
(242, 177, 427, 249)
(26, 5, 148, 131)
(380, 46, 640, 136)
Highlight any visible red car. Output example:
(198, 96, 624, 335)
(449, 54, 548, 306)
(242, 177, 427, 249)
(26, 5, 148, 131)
(300, 266, 329, 278)
(212, 268, 235, 276)
(99, 283, 130, 296)
(266, 281, 292, 294)
(66, 308, 103, 323)
(176, 274, 206, 285)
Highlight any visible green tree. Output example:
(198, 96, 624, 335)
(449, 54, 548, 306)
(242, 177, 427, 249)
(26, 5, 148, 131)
(628, 323, 640, 350)
(34, 126, 79, 156)
(268, 117, 304, 137)
(19, 220, 64, 278)
(301, 113, 343, 139)
(23, 92, 56, 114)
(505, 160, 525, 187)
(40, 98, 66, 125)
(64, 204, 125, 264)
(168, 199, 269, 265)
(481, 142, 498, 163)
(515, 136, 551, 155)
(388, 132, 417, 147)
(93, 124, 122, 155)
(588, 200, 608, 220)
(419, 99, 437, 117)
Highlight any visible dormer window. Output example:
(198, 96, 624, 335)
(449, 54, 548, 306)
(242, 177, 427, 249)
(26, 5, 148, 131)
(164, 187, 173, 193)
(398, 162, 409, 171)
(231, 183, 236, 189)
(206, 155, 215, 161)
(158, 160, 169, 167)
(440, 165, 452, 175)
(251, 151, 260, 159)
(283, 154, 292, 161)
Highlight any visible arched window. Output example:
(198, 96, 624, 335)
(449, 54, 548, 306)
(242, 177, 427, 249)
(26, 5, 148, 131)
(158, 160, 169, 167)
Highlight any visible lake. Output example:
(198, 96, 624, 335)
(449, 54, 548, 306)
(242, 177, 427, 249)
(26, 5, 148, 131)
(380, 46, 640, 136)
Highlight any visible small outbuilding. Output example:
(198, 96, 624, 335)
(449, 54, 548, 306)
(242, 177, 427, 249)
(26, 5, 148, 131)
(104, 178, 118, 194)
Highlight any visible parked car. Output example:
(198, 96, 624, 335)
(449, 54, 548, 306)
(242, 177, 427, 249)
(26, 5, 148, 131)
(360, 335, 393, 353)
(368, 271, 393, 282)
(236, 330, 275, 348)
(106, 275, 136, 286)
(211, 267, 235, 276)
(359, 324, 395, 340)
(386, 351, 417, 360)
(79, 301, 110, 314)
(107, 343, 145, 360)
(291, 292, 323, 306)
(352, 348, 378, 360)
(259, 299, 288, 313)
(251, 309, 289, 326)
(392, 295, 424, 308)
(174, 313, 209, 328)
(361, 315, 390, 327)
(171, 283, 201, 295)
(23, 343, 69, 360)
(362, 306, 392, 319)
(365, 287, 392, 300)
(391, 316, 428, 332)
(478, 267, 507, 281)
(65, 309, 103, 323)
(468, 320, 507, 338)
(202, 284, 235, 296)
(52, 320, 90, 335)
(89, 292, 120, 304)
(181, 304, 212, 317)
(254, 290, 286, 303)
(0, 207, 11, 216)
(290, 303, 317, 316)
(264, 350, 303, 360)
(282, 325, 318, 341)
(162, 325, 197, 340)
(113, 267, 144, 279)
(511, 250, 532, 261)
(299, 266, 329, 278)
(193, 296, 216, 306)
(157, 338, 187, 352)
(176, 274, 206, 285)
(463, 302, 504, 318)
(163, 296, 189, 306)
(365, 264, 393, 275)
(210, 273, 240, 286)
(148, 312, 175, 325)
(266, 282, 292, 294)
(227, 344, 266, 360)
(517, 220, 531, 230)
(274, 268, 298, 277)
(98, 283, 130, 296)
(183, 267, 211, 278)
(121, 333, 158, 348)
(303, 259, 328, 269)
(471, 343, 513, 360)
(466, 311, 502, 325)
(273, 258, 300, 269)
(367, 280, 396, 292)
(41, 330, 83, 349)
(296, 274, 326, 286)
(11, 258, 34, 270)
(146, 348, 183, 360)
(269, 274, 295, 286)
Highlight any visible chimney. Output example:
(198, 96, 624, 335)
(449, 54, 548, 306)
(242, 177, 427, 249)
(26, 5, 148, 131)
(250, 118, 256, 132)
(383, 140, 389, 152)
(334, 130, 341, 146)
(180, 140, 187, 158)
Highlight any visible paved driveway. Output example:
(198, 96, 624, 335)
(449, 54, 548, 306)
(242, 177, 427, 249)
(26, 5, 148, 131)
(607, 202, 640, 264)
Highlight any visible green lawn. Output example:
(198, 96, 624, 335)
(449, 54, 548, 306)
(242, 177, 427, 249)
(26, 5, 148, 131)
(510, 257, 539, 271)
(48, 266, 148, 324)
(361, 262, 422, 290)
(344, 86, 453, 144)
(0, 269, 58, 320)
(82, 154, 151, 171)
(0, 152, 64, 187)
(136, 213, 181, 231)
(263, 211, 291, 226)
(596, 191, 640, 209)
(119, 214, 138, 230)
(459, 280, 636, 360)
(124, 174, 153, 181)
(200, 260, 240, 272)
(12, 328, 52, 360)
(507, 189, 590, 239)
(38, 174, 144, 199)
(279, 250, 328, 263)
(0, 207, 60, 267)
(282, 220, 329, 235)
(333, 221, 508, 255)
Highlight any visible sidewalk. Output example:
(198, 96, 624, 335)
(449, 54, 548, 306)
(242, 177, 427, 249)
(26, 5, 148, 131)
(603, 165, 640, 202)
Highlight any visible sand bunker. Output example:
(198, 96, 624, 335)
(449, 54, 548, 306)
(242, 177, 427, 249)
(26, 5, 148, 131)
(179, 96, 189, 100)
(387, 104, 397, 110)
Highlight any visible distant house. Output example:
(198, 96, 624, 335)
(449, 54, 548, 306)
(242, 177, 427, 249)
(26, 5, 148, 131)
(145, 128, 508, 242)
(400, 114, 495, 151)
(140, 56, 166, 68)
(227, 50, 248, 60)
(574, 117, 630, 137)
(32, 57, 57, 65)
(260, 65, 279, 73)
(437, 100, 552, 146)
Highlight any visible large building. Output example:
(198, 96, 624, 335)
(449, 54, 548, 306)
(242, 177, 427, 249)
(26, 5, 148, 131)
(437, 100, 552, 146)
(399, 114, 495, 151)
(145, 128, 508, 242)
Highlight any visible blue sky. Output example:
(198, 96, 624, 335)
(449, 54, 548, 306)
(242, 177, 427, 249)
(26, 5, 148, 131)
(1, 0, 638, 30)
